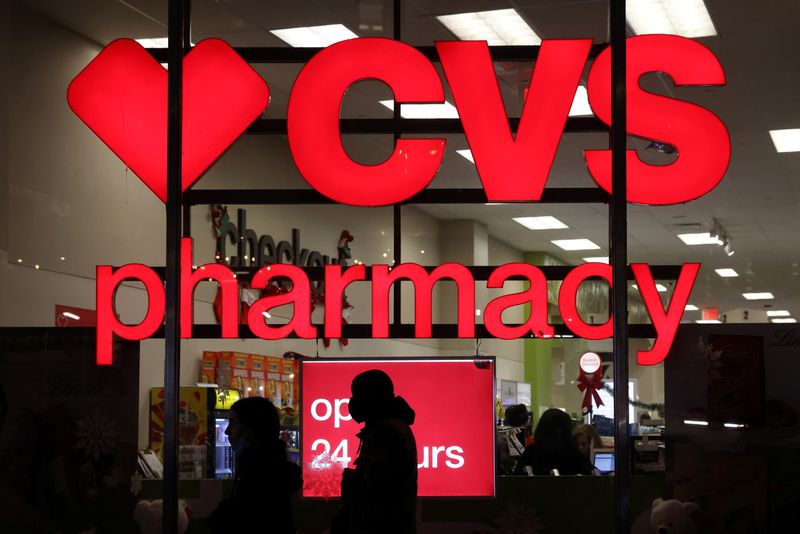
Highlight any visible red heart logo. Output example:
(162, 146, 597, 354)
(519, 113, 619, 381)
(68, 39, 269, 202)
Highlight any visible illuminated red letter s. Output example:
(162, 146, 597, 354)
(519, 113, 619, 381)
(585, 35, 730, 204)
(288, 38, 446, 206)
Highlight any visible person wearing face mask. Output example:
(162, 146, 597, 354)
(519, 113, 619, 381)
(208, 396, 302, 533)
(331, 369, 418, 534)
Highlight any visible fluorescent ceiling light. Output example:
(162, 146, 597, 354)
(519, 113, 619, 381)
(569, 86, 593, 117)
(513, 216, 569, 230)
(723, 423, 747, 429)
(135, 38, 195, 48)
(379, 100, 459, 119)
(633, 283, 668, 293)
(767, 310, 790, 317)
(456, 149, 474, 163)
(135, 38, 169, 48)
(270, 24, 358, 47)
(551, 239, 600, 251)
(769, 129, 800, 153)
(742, 292, 774, 300)
(62, 312, 81, 320)
(583, 257, 609, 264)
(715, 268, 738, 278)
(683, 419, 709, 426)
(627, 0, 717, 38)
(436, 8, 541, 46)
(696, 319, 721, 324)
(685, 304, 699, 311)
(677, 232, 722, 246)
(771, 318, 797, 324)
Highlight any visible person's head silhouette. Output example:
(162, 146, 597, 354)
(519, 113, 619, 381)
(348, 369, 414, 426)
(226, 396, 280, 454)
(534, 408, 573, 452)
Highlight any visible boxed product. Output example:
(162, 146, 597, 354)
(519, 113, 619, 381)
(200, 351, 217, 384)
(232, 353, 251, 395)
(250, 355, 266, 397)
(216, 352, 235, 389)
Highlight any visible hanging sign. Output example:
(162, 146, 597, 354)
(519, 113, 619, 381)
(69, 35, 727, 368)
(301, 358, 495, 497)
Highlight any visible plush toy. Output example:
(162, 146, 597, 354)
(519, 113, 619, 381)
(650, 498, 700, 534)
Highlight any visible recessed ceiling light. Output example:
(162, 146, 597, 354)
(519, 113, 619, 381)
(135, 38, 169, 48)
(695, 319, 721, 324)
(134, 38, 195, 48)
(436, 9, 541, 45)
(771, 318, 797, 323)
(723, 423, 747, 429)
(513, 216, 569, 230)
(742, 292, 774, 300)
(767, 310, 790, 317)
(685, 304, 699, 311)
(551, 239, 600, 251)
(456, 149, 474, 163)
(270, 24, 358, 47)
(715, 268, 738, 278)
(379, 100, 459, 119)
(769, 129, 800, 153)
(568, 86, 593, 117)
(583, 257, 609, 264)
(627, 0, 717, 38)
(633, 283, 668, 293)
(677, 232, 723, 246)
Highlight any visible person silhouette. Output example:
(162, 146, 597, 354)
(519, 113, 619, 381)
(331, 369, 418, 534)
(208, 397, 302, 533)
(516, 408, 594, 476)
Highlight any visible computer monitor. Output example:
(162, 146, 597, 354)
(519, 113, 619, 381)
(591, 448, 615, 474)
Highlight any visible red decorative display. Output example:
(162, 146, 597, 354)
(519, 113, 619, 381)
(301, 358, 495, 497)
(577, 369, 604, 410)
(67, 38, 269, 202)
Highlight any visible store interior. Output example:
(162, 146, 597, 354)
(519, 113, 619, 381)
(1, 0, 800, 532)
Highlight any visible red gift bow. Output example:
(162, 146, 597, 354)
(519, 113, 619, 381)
(577, 370, 604, 410)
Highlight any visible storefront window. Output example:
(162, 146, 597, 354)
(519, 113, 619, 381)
(3, 0, 799, 533)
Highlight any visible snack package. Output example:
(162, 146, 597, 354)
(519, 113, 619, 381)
(200, 351, 217, 384)
(233, 353, 251, 395)
(267, 357, 282, 405)
(250, 355, 266, 397)
(281, 360, 296, 408)
(216, 352, 235, 389)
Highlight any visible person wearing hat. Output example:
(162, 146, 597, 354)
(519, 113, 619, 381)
(331, 370, 418, 534)
(208, 397, 302, 533)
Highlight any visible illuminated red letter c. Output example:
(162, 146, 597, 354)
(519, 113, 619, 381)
(288, 38, 446, 206)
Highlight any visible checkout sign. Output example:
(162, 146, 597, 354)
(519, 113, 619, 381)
(301, 358, 495, 497)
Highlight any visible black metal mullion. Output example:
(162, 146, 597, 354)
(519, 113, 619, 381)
(244, 116, 608, 135)
(392, 0, 403, 328)
(609, 0, 630, 532)
(163, 1, 189, 533)
(146, 44, 607, 64)
(183, 187, 610, 206)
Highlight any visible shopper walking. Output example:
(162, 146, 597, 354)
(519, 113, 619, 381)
(208, 397, 302, 533)
(331, 369, 418, 534)
(516, 408, 594, 476)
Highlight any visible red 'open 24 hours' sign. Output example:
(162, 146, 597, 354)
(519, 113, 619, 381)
(301, 358, 495, 497)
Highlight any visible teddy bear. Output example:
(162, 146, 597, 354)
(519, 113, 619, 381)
(650, 498, 700, 534)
